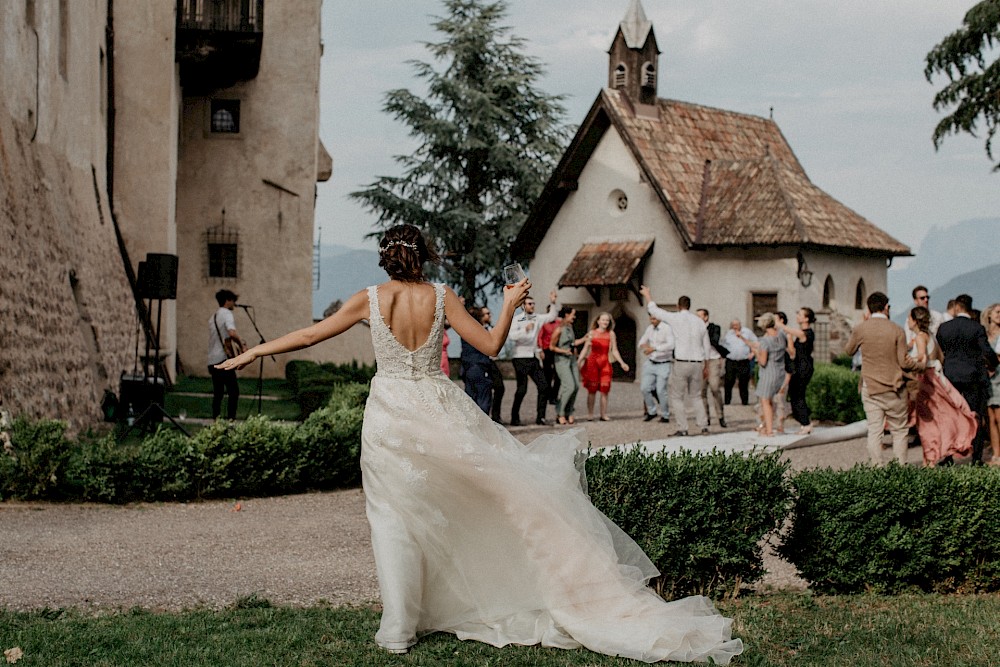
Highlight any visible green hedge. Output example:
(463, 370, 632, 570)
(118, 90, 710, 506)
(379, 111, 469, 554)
(0, 383, 369, 504)
(779, 463, 1000, 594)
(805, 363, 864, 423)
(586, 447, 792, 599)
(286, 360, 376, 418)
(7, 393, 1000, 598)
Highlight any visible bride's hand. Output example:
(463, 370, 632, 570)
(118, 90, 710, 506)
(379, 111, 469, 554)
(215, 348, 257, 372)
(503, 277, 531, 310)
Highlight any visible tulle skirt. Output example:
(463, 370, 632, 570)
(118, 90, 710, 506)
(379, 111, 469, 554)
(359, 373, 743, 663)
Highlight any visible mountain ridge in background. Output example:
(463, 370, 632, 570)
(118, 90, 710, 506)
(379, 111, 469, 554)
(888, 217, 1000, 311)
(312, 244, 383, 319)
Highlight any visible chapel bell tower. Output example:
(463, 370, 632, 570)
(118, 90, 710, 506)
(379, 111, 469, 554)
(608, 0, 661, 108)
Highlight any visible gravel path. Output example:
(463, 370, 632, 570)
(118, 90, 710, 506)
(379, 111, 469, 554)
(1, 378, 918, 612)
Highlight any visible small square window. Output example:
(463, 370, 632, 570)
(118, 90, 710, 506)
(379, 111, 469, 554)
(208, 243, 238, 278)
(210, 99, 240, 133)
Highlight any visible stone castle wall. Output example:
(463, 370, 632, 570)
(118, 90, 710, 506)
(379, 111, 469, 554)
(1, 2, 135, 431)
(0, 106, 135, 431)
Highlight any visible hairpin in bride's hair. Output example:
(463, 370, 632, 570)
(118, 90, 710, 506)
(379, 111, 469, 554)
(379, 239, 418, 254)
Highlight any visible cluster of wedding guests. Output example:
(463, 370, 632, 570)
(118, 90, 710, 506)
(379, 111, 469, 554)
(453, 284, 818, 439)
(847, 286, 1000, 466)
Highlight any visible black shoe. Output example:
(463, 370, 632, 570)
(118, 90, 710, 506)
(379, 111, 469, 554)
(701, 428, 710, 435)
(510, 419, 523, 427)
(659, 417, 670, 423)
(937, 456, 954, 467)
(719, 417, 727, 428)
(644, 412, 657, 422)
(535, 418, 549, 426)
(674, 430, 688, 437)
(492, 417, 505, 425)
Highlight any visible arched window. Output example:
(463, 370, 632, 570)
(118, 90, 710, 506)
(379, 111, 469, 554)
(642, 62, 656, 88)
(854, 278, 866, 310)
(614, 63, 627, 88)
(823, 275, 835, 310)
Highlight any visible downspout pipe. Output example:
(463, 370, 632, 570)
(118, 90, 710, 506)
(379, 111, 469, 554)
(105, 0, 156, 353)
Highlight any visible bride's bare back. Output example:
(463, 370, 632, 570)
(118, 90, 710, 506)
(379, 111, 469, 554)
(374, 281, 439, 352)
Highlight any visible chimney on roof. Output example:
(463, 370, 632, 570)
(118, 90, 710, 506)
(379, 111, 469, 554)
(608, 0, 661, 108)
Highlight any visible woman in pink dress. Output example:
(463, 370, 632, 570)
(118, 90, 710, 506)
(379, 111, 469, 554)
(907, 306, 977, 465)
(440, 318, 451, 377)
(578, 312, 629, 421)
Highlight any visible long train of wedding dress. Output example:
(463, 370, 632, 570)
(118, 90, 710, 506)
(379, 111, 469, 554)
(360, 283, 743, 663)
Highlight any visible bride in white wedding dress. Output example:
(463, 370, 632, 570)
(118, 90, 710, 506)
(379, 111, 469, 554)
(217, 225, 743, 664)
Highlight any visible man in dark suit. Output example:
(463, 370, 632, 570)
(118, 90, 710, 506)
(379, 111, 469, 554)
(936, 294, 999, 464)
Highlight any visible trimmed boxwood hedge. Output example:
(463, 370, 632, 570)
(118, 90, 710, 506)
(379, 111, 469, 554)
(286, 359, 375, 418)
(805, 362, 864, 423)
(779, 462, 1000, 594)
(586, 447, 793, 599)
(0, 383, 369, 504)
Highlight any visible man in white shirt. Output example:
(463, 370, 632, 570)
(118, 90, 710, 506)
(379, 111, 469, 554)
(639, 286, 711, 436)
(507, 291, 558, 426)
(207, 289, 246, 419)
(638, 314, 674, 422)
(722, 320, 757, 406)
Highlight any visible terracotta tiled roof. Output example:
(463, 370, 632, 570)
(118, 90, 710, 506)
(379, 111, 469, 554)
(602, 89, 909, 254)
(697, 155, 909, 252)
(558, 236, 654, 287)
(513, 88, 911, 260)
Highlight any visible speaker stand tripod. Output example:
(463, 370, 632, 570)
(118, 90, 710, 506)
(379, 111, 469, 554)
(123, 296, 190, 438)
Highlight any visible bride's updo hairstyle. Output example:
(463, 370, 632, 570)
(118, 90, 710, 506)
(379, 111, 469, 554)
(378, 224, 440, 282)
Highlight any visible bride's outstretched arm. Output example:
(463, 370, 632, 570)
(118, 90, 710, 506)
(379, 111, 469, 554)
(445, 280, 529, 357)
(215, 289, 369, 371)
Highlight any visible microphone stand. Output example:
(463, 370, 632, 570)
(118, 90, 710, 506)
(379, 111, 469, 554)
(237, 305, 274, 416)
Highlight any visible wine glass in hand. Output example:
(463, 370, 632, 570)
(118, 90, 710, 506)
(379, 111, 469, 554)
(503, 263, 530, 320)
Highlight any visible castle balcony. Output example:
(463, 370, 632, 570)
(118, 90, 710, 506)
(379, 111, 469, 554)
(176, 0, 265, 93)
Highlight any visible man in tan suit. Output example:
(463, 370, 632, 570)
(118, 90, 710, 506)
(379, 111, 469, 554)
(845, 292, 924, 464)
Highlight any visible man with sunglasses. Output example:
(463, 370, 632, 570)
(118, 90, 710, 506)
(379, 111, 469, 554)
(911, 285, 947, 337)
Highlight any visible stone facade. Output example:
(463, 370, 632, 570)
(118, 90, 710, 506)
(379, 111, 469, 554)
(1, 0, 353, 430)
(1, 1, 134, 430)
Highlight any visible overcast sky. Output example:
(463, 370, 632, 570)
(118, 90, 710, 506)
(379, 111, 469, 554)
(316, 0, 998, 257)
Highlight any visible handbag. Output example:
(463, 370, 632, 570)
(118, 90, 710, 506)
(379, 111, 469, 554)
(214, 313, 244, 360)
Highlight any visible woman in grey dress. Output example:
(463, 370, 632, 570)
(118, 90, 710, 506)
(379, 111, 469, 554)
(752, 313, 786, 436)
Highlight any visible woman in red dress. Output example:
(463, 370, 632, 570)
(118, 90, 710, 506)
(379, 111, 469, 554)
(578, 312, 629, 421)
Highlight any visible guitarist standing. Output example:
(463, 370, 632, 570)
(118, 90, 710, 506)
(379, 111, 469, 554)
(208, 289, 246, 419)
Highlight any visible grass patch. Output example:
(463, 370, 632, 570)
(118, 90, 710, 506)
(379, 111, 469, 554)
(170, 376, 294, 399)
(2, 593, 998, 666)
(163, 394, 302, 422)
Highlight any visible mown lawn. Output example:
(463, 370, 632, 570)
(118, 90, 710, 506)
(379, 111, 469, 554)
(163, 376, 301, 421)
(2, 593, 998, 666)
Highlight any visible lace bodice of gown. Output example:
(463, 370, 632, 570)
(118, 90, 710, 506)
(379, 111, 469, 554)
(368, 283, 447, 379)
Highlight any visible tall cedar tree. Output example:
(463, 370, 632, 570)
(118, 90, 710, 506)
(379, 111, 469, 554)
(351, 0, 569, 303)
(925, 0, 1000, 170)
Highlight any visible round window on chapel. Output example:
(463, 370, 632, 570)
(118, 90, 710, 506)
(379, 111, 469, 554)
(607, 189, 628, 217)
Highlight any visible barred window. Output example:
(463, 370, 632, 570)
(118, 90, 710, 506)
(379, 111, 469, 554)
(210, 99, 240, 133)
(208, 243, 238, 278)
(205, 225, 240, 280)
